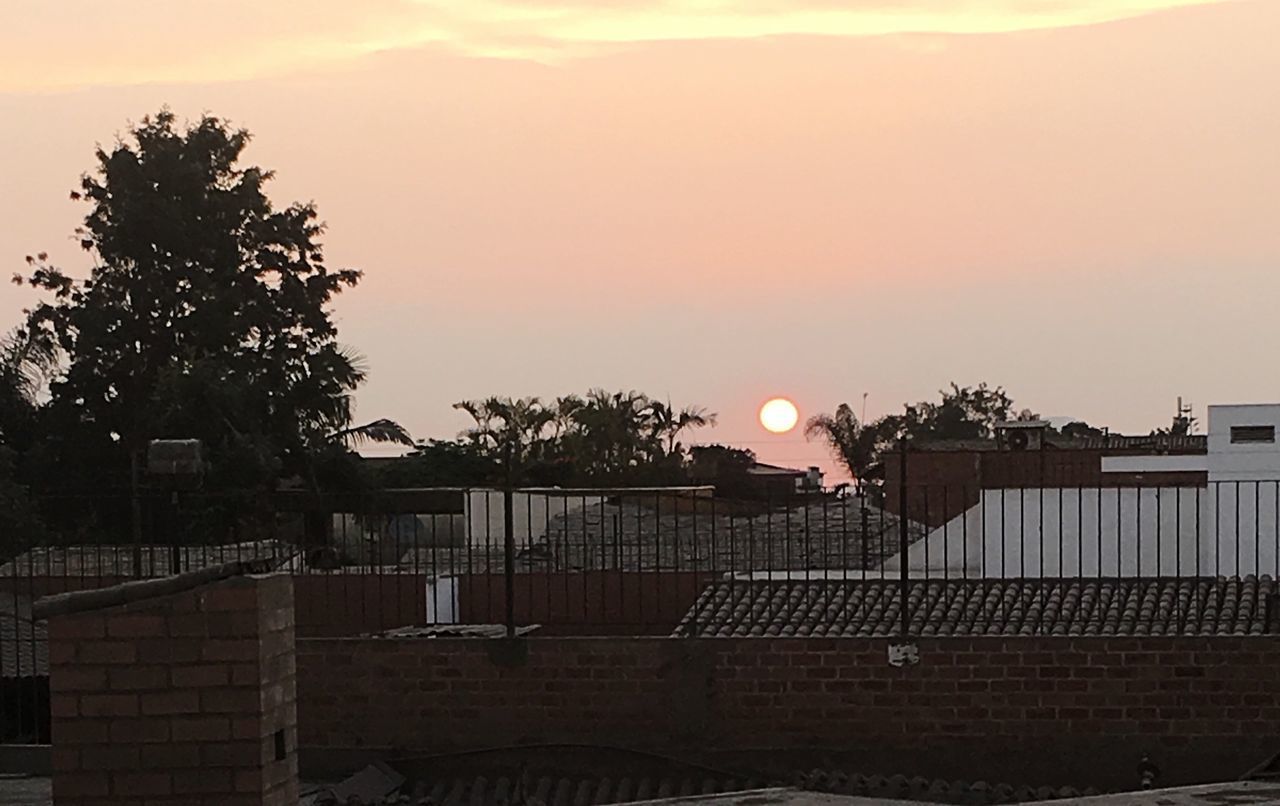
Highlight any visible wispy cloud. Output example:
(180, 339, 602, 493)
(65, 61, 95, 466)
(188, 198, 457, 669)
(2, 0, 1235, 91)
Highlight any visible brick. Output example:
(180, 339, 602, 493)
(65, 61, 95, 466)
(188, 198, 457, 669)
(51, 771, 109, 798)
(113, 771, 172, 796)
(141, 689, 202, 716)
(109, 718, 170, 743)
(79, 641, 137, 665)
(207, 611, 261, 637)
(170, 716, 232, 742)
(232, 717, 268, 740)
(230, 663, 262, 686)
(109, 665, 170, 691)
(235, 769, 265, 792)
(79, 693, 138, 717)
(52, 719, 110, 745)
(50, 695, 79, 718)
(166, 613, 211, 637)
(49, 614, 106, 640)
(201, 585, 258, 612)
(203, 640, 259, 663)
(79, 745, 141, 770)
(202, 741, 261, 767)
(51, 747, 79, 772)
(200, 687, 261, 713)
(171, 664, 231, 688)
(138, 638, 202, 664)
(138, 743, 202, 769)
(106, 614, 167, 638)
(172, 768, 234, 795)
(53, 667, 108, 692)
(49, 641, 77, 665)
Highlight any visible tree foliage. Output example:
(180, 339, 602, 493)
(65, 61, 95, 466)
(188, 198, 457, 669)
(16, 110, 405, 494)
(448, 389, 717, 485)
(807, 383, 1037, 480)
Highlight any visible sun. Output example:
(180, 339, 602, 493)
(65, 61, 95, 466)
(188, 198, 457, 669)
(759, 398, 799, 434)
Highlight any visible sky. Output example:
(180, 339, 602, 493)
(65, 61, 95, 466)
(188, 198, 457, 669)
(1, 0, 1277, 480)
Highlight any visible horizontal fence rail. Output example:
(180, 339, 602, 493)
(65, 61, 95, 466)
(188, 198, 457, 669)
(6, 472, 1280, 741)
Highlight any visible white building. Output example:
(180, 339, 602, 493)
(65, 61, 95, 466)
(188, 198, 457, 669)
(884, 404, 1280, 578)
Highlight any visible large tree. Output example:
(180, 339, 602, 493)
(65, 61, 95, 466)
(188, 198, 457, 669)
(19, 110, 405, 494)
(808, 383, 1036, 480)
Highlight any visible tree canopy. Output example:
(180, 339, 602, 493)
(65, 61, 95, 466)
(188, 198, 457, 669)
(806, 383, 1038, 480)
(442, 390, 717, 486)
(14, 110, 406, 497)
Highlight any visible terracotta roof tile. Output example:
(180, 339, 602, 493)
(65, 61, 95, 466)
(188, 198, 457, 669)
(674, 576, 1279, 637)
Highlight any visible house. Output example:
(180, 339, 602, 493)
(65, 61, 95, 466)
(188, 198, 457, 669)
(884, 404, 1280, 578)
(882, 421, 1206, 528)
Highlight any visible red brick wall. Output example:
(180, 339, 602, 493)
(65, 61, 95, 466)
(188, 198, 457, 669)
(47, 574, 298, 806)
(296, 636, 1280, 790)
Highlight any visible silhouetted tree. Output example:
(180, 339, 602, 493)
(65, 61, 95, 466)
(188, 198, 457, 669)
(18, 110, 406, 497)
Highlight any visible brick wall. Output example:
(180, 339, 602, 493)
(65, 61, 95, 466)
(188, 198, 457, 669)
(47, 574, 298, 806)
(297, 636, 1280, 790)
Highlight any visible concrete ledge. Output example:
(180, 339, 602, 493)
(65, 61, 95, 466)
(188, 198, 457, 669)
(32, 558, 278, 619)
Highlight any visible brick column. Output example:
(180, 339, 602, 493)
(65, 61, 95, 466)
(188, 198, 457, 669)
(46, 573, 298, 806)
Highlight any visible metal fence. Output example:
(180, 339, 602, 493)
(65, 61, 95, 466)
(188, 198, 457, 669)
(5, 474, 1280, 741)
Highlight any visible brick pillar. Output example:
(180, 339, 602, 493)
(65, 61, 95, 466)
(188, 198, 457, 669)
(46, 573, 298, 806)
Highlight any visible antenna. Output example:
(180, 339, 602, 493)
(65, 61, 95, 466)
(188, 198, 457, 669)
(1175, 396, 1196, 435)
(861, 392, 868, 425)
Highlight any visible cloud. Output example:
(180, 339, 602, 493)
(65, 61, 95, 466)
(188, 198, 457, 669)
(1, 0, 1237, 91)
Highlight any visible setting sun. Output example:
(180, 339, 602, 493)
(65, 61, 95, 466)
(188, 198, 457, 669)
(759, 398, 799, 434)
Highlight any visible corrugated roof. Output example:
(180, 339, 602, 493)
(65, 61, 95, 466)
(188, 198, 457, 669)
(540, 498, 926, 573)
(1073, 435, 1207, 452)
(909, 434, 1207, 453)
(675, 576, 1279, 638)
(0, 595, 47, 677)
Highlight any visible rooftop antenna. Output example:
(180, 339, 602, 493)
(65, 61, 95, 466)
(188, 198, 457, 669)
(1176, 396, 1196, 435)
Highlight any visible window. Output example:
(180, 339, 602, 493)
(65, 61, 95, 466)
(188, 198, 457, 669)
(1231, 425, 1275, 444)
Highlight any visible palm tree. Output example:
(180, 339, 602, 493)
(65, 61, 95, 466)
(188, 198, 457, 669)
(0, 324, 58, 443)
(647, 400, 717, 457)
(326, 418, 414, 448)
(805, 403, 880, 482)
(454, 396, 555, 477)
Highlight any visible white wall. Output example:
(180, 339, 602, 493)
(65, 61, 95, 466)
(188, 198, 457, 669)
(425, 576, 459, 623)
(464, 491, 587, 546)
(883, 484, 1280, 578)
(1207, 404, 1280, 482)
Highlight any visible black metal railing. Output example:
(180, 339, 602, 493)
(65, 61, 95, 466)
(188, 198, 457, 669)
(5, 470, 1280, 741)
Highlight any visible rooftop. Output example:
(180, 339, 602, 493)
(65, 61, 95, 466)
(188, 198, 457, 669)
(675, 576, 1280, 637)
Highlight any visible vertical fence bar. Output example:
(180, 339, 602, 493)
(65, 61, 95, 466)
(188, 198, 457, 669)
(898, 441, 910, 640)
(503, 487, 515, 638)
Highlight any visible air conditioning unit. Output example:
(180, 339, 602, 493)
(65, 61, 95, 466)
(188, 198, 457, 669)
(996, 422, 1048, 451)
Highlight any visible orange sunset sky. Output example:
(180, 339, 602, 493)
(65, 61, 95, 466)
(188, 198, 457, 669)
(2, 0, 1277, 479)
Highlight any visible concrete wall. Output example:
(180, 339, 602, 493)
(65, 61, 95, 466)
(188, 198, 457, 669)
(886, 485, 1280, 578)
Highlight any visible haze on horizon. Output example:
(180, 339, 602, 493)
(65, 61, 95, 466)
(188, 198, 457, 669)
(2, 0, 1276, 479)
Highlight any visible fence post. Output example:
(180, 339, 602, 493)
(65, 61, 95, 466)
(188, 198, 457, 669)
(898, 438, 910, 640)
(503, 486, 516, 638)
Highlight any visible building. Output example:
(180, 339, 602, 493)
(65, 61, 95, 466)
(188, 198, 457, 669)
(884, 404, 1280, 578)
